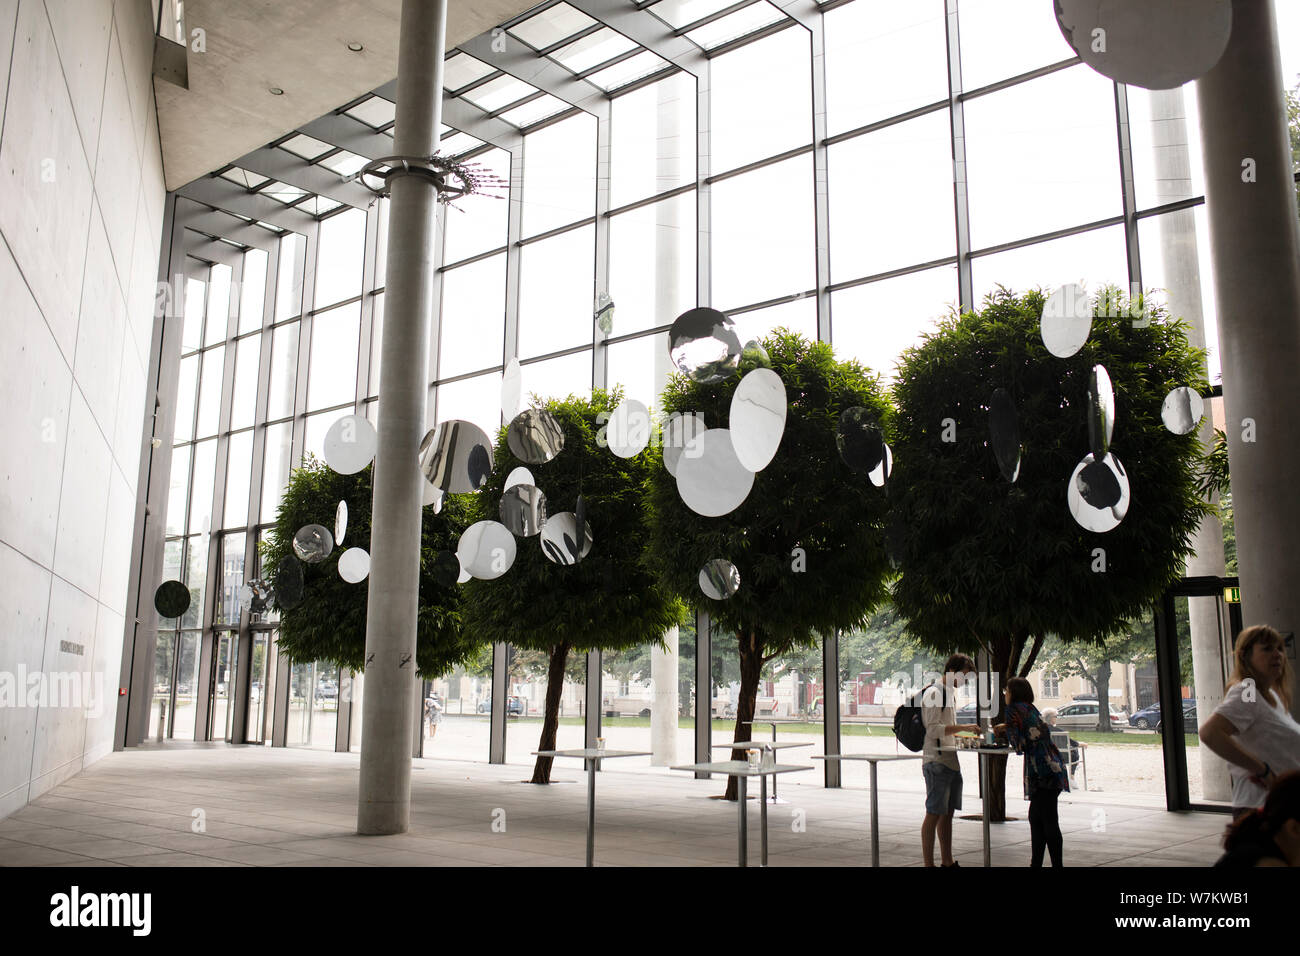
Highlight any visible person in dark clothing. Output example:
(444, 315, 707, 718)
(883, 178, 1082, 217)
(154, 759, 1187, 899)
(1215, 771, 1300, 868)
(995, 677, 1069, 867)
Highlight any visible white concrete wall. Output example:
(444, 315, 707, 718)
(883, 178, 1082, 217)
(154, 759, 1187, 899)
(0, 0, 164, 818)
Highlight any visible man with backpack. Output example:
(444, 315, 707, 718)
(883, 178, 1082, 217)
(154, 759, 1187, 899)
(908, 653, 979, 867)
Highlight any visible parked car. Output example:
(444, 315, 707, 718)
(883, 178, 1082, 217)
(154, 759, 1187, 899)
(1053, 700, 1126, 730)
(1129, 701, 1162, 729)
(477, 695, 525, 716)
(1156, 700, 1198, 734)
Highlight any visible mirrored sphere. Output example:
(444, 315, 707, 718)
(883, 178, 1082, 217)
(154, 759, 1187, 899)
(322, 414, 378, 475)
(675, 428, 755, 518)
(663, 412, 706, 477)
(540, 511, 593, 566)
(668, 307, 742, 384)
(1087, 364, 1116, 460)
(869, 442, 893, 489)
(1068, 452, 1131, 533)
(501, 357, 523, 421)
(338, 547, 371, 583)
(503, 466, 535, 491)
(729, 368, 787, 473)
(606, 399, 651, 458)
(506, 408, 565, 465)
(420, 419, 494, 494)
(740, 339, 772, 370)
(335, 500, 348, 547)
(1161, 386, 1204, 435)
(699, 559, 740, 600)
(1055, 0, 1231, 90)
(1041, 283, 1093, 358)
(432, 550, 461, 589)
(836, 407, 886, 473)
(499, 484, 548, 537)
(274, 558, 305, 610)
(154, 580, 190, 618)
(457, 520, 517, 580)
(989, 388, 1022, 483)
(293, 524, 334, 563)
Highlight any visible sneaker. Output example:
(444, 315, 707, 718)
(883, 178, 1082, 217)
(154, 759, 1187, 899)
(941, 861, 960, 868)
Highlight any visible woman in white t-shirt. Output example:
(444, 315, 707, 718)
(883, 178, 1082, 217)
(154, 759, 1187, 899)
(1200, 625, 1300, 817)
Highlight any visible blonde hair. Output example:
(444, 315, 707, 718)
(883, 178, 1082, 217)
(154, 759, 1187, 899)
(1227, 625, 1293, 711)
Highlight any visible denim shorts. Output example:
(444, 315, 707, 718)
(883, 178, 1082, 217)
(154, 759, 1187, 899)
(923, 761, 963, 815)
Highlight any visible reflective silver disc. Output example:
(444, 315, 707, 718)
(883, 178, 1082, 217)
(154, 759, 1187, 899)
(506, 408, 565, 465)
(501, 357, 523, 421)
(699, 559, 740, 600)
(457, 520, 517, 580)
(499, 484, 548, 537)
(729, 368, 787, 473)
(335, 500, 348, 547)
(293, 524, 334, 563)
(675, 428, 755, 518)
(503, 466, 535, 491)
(1087, 364, 1116, 460)
(431, 550, 460, 589)
(606, 398, 651, 458)
(540, 511, 593, 566)
(337, 547, 371, 583)
(1068, 452, 1131, 533)
(1041, 284, 1092, 358)
(663, 412, 706, 477)
(668, 307, 743, 384)
(595, 292, 615, 336)
(1161, 386, 1204, 435)
(868, 442, 893, 489)
(422, 481, 443, 512)
(836, 407, 886, 473)
(154, 580, 190, 619)
(322, 414, 378, 475)
(419, 419, 495, 494)
(239, 578, 273, 614)
(989, 388, 1022, 483)
(273, 558, 304, 610)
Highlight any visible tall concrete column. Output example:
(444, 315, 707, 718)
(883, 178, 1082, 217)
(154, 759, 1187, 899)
(1197, 0, 1300, 721)
(651, 626, 679, 765)
(357, 0, 448, 834)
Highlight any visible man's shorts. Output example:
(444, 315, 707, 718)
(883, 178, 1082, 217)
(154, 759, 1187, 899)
(922, 761, 963, 815)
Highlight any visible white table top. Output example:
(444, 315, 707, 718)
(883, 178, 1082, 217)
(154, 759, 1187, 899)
(711, 740, 814, 750)
(812, 753, 922, 762)
(533, 749, 651, 759)
(671, 761, 814, 776)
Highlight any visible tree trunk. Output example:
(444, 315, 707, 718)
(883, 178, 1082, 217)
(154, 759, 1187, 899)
(723, 630, 764, 801)
(529, 641, 571, 784)
(1096, 659, 1113, 733)
(986, 630, 1028, 823)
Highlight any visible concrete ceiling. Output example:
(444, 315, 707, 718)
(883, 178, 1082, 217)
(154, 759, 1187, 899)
(156, 0, 539, 190)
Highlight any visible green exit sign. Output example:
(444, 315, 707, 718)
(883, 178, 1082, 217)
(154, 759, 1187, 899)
(1224, 587, 1241, 604)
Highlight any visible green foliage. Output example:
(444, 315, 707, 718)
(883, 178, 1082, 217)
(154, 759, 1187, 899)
(645, 330, 894, 656)
(461, 389, 684, 655)
(1198, 427, 1230, 502)
(890, 287, 1212, 653)
(1287, 79, 1300, 213)
(260, 454, 478, 678)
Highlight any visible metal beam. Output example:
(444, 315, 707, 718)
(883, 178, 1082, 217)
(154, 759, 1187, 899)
(176, 176, 316, 234)
(567, 0, 706, 74)
(233, 147, 374, 210)
(459, 32, 607, 115)
(372, 80, 523, 151)
(175, 198, 280, 253)
(183, 233, 245, 268)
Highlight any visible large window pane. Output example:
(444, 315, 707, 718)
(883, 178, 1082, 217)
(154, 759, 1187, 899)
(434, 372, 503, 443)
(825, 0, 949, 134)
(970, 224, 1129, 308)
(1127, 85, 1206, 211)
(367, 293, 384, 398)
(230, 333, 260, 430)
(732, 296, 817, 345)
(1139, 207, 1220, 385)
(828, 109, 956, 281)
(267, 323, 299, 421)
(607, 332, 671, 411)
(608, 194, 695, 338)
(182, 275, 206, 354)
(307, 303, 360, 411)
(173, 353, 198, 443)
(188, 438, 217, 534)
(518, 226, 595, 359)
(957, 0, 1077, 91)
(438, 255, 506, 379)
(314, 208, 367, 308)
(223, 430, 254, 529)
(522, 113, 596, 237)
(261, 422, 293, 522)
(709, 25, 811, 173)
(238, 249, 268, 334)
(443, 149, 511, 263)
(610, 72, 696, 208)
(204, 264, 232, 347)
(964, 66, 1120, 249)
(303, 410, 338, 464)
(217, 533, 247, 625)
(195, 346, 225, 439)
(181, 535, 209, 628)
(831, 267, 958, 383)
(166, 445, 190, 537)
(171, 631, 201, 738)
(711, 154, 815, 310)
(275, 232, 306, 321)
(520, 351, 592, 405)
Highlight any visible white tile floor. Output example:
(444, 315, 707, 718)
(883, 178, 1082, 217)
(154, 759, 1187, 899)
(0, 744, 1229, 867)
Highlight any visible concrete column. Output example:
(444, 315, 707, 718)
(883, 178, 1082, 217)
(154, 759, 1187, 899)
(357, 0, 447, 834)
(1197, 0, 1300, 721)
(651, 626, 679, 765)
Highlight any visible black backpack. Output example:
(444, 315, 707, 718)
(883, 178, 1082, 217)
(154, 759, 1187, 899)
(893, 683, 940, 752)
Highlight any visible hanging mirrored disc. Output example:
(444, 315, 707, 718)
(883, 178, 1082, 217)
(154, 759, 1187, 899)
(432, 550, 461, 589)
(663, 412, 706, 477)
(675, 428, 755, 518)
(457, 520, 517, 580)
(499, 484, 548, 537)
(501, 357, 523, 421)
(540, 511, 593, 566)
(240, 579, 273, 614)
(322, 414, 378, 475)
(335, 500, 348, 546)
(274, 558, 305, 610)
(293, 524, 334, 563)
(988, 388, 1022, 483)
(506, 408, 565, 465)
(1161, 386, 1204, 435)
(1055, 0, 1231, 90)
(606, 398, 651, 458)
(154, 580, 190, 619)
(836, 407, 886, 473)
(668, 307, 743, 384)
(419, 419, 494, 493)
(699, 559, 740, 600)
(729, 368, 787, 473)
(595, 292, 615, 336)
(1087, 364, 1116, 459)
(237, 584, 254, 613)
(868, 442, 893, 488)
(503, 466, 535, 491)
(338, 547, 371, 583)
(740, 339, 772, 370)
(1041, 283, 1092, 358)
(457, 557, 471, 584)
(422, 480, 443, 511)
(1068, 452, 1131, 532)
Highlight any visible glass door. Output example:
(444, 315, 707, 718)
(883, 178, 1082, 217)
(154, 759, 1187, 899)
(208, 631, 238, 741)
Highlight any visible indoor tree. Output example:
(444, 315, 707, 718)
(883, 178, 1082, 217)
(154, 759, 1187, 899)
(645, 330, 894, 799)
(461, 389, 684, 784)
(890, 287, 1210, 818)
